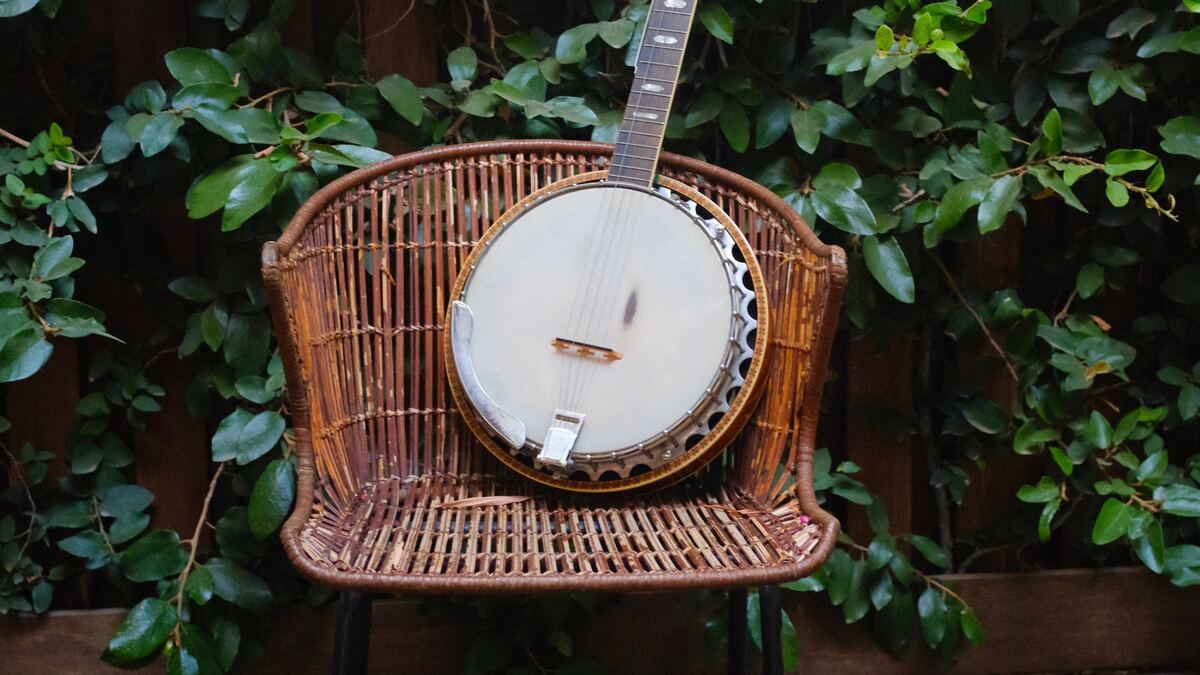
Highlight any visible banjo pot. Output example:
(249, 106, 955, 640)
(445, 0, 772, 492)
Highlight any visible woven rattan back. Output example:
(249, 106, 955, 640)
(264, 140, 844, 534)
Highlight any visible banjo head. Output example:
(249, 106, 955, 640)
(446, 172, 771, 492)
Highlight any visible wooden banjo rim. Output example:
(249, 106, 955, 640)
(444, 170, 774, 494)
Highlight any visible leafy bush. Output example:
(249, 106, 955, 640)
(1, 0, 1198, 672)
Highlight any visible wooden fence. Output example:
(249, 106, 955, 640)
(2, 2, 1196, 672)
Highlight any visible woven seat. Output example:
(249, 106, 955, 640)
(262, 140, 846, 594)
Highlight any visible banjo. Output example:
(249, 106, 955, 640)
(446, 0, 771, 492)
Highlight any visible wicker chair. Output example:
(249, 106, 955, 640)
(261, 140, 846, 674)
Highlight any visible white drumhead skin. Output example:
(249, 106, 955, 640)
(461, 184, 732, 456)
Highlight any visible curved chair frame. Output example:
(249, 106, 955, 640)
(262, 138, 844, 593)
(262, 140, 845, 602)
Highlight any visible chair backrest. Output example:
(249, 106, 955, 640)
(262, 140, 845, 512)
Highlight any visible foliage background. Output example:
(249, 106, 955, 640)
(0, 0, 1199, 672)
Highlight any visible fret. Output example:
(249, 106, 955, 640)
(610, 0, 697, 188)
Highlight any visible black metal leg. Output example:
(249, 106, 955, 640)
(332, 591, 372, 675)
(759, 585, 783, 675)
(728, 588, 747, 675)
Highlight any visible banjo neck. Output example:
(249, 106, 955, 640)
(607, 0, 699, 188)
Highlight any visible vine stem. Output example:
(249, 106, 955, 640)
(928, 252, 1021, 383)
(172, 463, 226, 642)
(846, 541, 970, 608)
(0, 126, 86, 169)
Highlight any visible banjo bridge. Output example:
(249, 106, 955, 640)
(551, 337, 623, 361)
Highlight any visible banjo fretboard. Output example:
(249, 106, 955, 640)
(607, 0, 699, 187)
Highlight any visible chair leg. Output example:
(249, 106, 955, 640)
(759, 585, 783, 675)
(332, 591, 372, 675)
(728, 588, 747, 675)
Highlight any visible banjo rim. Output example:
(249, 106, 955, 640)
(445, 170, 773, 493)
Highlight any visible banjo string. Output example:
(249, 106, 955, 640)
(558, 182, 625, 405)
(570, 186, 642, 411)
(566, 185, 636, 410)
(567, 8, 676, 412)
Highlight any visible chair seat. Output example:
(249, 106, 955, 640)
(291, 473, 823, 593)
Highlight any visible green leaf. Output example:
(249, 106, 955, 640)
(377, 74, 425, 126)
(1161, 266, 1200, 305)
(685, 91, 723, 128)
(755, 98, 792, 149)
(32, 236, 82, 281)
(1017, 477, 1059, 503)
(917, 587, 948, 648)
(904, 534, 949, 568)
(555, 24, 599, 64)
(121, 530, 188, 582)
(186, 155, 252, 219)
(874, 25, 894, 52)
(187, 565, 215, 605)
(1085, 410, 1113, 449)
(1041, 109, 1062, 156)
(925, 178, 992, 246)
(718, 101, 750, 153)
(597, 19, 634, 48)
(789, 106, 825, 154)
(236, 410, 286, 465)
(1029, 165, 1086, 212)
(211, 616, 241, 670)
(813, 163, 862, 190)
(109, 513, 151, 546)
(31, 580, 52, 613)
(1076, 263, 1104, 299)
(977, 174, 1021, 234)
(1103, 149, 1157, 176)
(1132, 520, 1165, 574)
(0, 0, 38, 18)
(57, 530, 109, 562)
(1136, 451, 1167, 483)
(219, 159, 283, 231)
(207, 558, 273, 611)
(1049, 447, 1073, 477)
(1091, 498, 1136, 545)
(139, 114, 184, 157)
(99, 484, 154, 517)
(962, 398, 1009, 434)
(863, 236, 914, 303)
(812, 185, 877, 235)
(165, 47, 232, 85)
(1159, 116, 1200, 160)
(170, 624, 222, 675)
(960, 607, 984, 645)
(447, 46, 478, 83)
(1038, 498, 1061, 542)
(698, 4, 734, 44)
(169, 277, 217, 303)
(248, 459, 295, 539)
(106, 598, 176, 663)
(842, 560, 870, 623)
(213, 409, 252, 462)
(1159, 484, 1200, 518)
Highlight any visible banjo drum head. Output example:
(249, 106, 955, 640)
(447, 174, 769, 492)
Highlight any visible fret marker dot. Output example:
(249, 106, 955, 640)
(642, 83, 665, 92)
(664, 0, 687, 7)
(633, 112, 659, 120)
(653, 35, 679, 45)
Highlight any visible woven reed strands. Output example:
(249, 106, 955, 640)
(261, 140, 846, 593)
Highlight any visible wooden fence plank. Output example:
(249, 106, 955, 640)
(844, 334, 915, 542)
(2, 568, 1195, 674)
